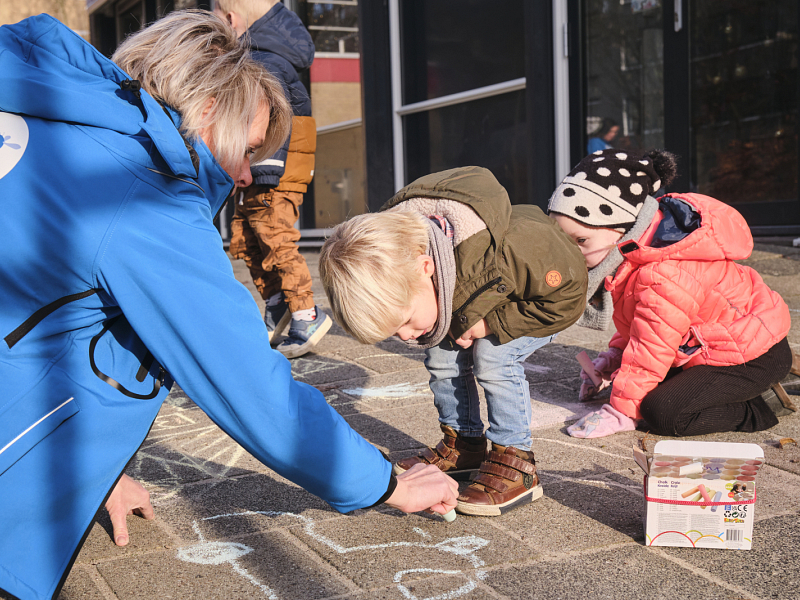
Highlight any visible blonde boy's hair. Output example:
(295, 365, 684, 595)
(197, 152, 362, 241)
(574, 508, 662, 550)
(214, 0, 279, 28)
(112, 9, 291, 173)
(319, 211, 431, 344)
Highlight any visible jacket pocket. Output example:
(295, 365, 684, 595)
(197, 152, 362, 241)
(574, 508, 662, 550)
(0, 396, 79, 476)
(89, 316, 169, 400)
(674, 326, 706, 367)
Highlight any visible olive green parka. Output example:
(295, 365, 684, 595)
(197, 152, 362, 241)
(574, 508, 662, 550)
(382, 167, 588, 344)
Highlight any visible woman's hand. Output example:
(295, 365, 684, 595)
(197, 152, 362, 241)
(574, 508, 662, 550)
(383, 463, 459, 516)
(105, 474, 155, 546)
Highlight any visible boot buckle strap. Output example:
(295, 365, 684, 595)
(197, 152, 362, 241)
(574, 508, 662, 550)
(473, 472, 509, 493)
(490, 451, 535, 474)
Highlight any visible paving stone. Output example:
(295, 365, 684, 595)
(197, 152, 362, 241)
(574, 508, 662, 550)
(97, 531, 353, 600)
(658, 514, 800, 596)
(484, 544, 744, 599)
(56, 567, 108, 600)
(289, 510, 533, 589)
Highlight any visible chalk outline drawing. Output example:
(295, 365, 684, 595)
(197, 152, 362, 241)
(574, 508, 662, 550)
(177, 510, 490, 600)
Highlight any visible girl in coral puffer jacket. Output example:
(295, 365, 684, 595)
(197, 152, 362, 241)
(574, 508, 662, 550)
(549, 148, 795, 438)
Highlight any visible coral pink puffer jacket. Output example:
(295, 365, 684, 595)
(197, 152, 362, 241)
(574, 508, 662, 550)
(606, 193, 791, 420)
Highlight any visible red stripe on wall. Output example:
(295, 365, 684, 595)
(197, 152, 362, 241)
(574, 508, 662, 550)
(310, 57, 361, 83)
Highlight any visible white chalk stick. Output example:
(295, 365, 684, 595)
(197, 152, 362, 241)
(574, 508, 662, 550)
(442, 509, 456, 522)
(576, 351, 602, 386)
(679, 461, 703, 476)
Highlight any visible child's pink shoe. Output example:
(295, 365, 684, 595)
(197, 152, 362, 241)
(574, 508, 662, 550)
(567, 404, 637, 438)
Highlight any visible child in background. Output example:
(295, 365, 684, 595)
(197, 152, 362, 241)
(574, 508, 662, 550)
(215, 0, 331, 358)
(319, 166, 588, 516)
(548, 148, 795, 439)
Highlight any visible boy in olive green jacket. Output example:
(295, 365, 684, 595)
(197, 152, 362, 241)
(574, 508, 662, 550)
(320, 166, 587, 516)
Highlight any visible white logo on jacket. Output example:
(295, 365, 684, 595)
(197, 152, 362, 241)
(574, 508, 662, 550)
(0, 112, 28, 180)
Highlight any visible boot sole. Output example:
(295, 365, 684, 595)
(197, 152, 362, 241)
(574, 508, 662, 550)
(278, 314, 333, 358)
(268, 310, 292, 344)
(455, 483, 544, 516)
(393, 463, 479, 482)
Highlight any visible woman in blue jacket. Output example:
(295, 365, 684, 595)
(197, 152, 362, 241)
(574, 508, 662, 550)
(0, 11, 456, 600)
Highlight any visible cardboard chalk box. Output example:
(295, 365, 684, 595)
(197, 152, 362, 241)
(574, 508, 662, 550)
(633, 440, 763, 549)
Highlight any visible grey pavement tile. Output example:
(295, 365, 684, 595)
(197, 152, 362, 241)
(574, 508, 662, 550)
(290, 316, 365, 356)
(339, 347, 425, 375)
(156, 472, 335, 541)
(553, 323, 616, 352)
(753, 465, 800, 521)
(752, 242, 800, 257)
(343, 404, 443, 454)
(75, 510, 175, 564)
(658, 514, 800, 598)
(511, 475, 646, 548)
(528, 427, 642, 477)
(738, 255, 800, 277)
(484, 544, 743, 600)
(351, 575, 496, 600)
(130, 426, 263, 487)
(57, 567, 107, 600)
(288, 510, 533, 589)
(762, 434, 800, 477)
(323, 369, 433, 416)
(98, 530, 352, 600)
(290, 352, 374, 386)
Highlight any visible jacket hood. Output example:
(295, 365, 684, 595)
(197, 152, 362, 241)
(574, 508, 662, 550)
(0, 14, 197, 179)
(618, 193, 753, 265)
(383, 166, 512, 239)
(248, 3, 314, 70)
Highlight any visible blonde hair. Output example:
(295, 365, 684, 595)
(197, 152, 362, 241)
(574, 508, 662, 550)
(319, 211, 431, 344)
(112, 9, 291, 173)
(214, 0, 279, 28)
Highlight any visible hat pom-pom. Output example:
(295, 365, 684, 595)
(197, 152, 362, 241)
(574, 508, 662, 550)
(646, 149, 678, 188)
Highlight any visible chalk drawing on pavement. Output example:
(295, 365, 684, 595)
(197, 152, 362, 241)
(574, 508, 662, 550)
(176, 510, 490, 600)
(341, 382, 430, 400)
(177, 520, 278, 599)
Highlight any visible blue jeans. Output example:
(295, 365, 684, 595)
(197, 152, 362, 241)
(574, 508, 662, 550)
(424, 333, 557, 450)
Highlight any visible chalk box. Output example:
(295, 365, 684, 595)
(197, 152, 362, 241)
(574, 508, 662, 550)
(633, 440, 763, 550)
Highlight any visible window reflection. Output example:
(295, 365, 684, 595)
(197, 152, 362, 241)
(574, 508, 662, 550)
(404, 90, 527, 204)
(584, 0, 664, 154)
(401, 0, 524, 104)
(691, 0, 798, 204)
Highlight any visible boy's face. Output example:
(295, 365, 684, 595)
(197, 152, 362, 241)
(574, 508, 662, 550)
(394, 255, 439, 342)
(552, 214, 624, 268)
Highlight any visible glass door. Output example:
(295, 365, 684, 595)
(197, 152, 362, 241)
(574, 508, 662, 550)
(689, 0, 798, 227)
(582, 0, 664, 157)
(579, 0, 799, 230)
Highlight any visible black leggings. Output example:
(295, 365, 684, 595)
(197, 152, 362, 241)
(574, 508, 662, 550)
(639, 337, 792, 437)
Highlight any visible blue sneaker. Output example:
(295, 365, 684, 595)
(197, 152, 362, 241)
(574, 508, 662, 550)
(264, 297, 290, 344)
(277, 306, 333, 358)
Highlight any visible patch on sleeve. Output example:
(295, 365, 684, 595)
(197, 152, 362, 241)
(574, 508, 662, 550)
(545, 270, 562, 287)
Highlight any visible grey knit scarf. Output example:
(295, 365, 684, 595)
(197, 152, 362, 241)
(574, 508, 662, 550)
(577, 195, 660, 330)
(404, 218, 456, 349)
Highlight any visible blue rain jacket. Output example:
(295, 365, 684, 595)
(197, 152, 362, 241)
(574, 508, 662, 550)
(0, 15, 390, 600)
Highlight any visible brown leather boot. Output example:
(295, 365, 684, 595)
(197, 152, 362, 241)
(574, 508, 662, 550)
(456, 444, 543, 516)
(393, 424, 487, 481)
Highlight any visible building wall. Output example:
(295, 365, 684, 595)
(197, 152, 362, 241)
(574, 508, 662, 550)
(0, 0, 89, 39)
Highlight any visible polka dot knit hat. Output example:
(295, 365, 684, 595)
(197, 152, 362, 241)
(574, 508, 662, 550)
(548, 149, 663, 229)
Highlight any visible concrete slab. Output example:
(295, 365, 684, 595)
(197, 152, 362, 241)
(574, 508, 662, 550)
(289, 510, 534, 589)
(483, 544, 753, 599)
